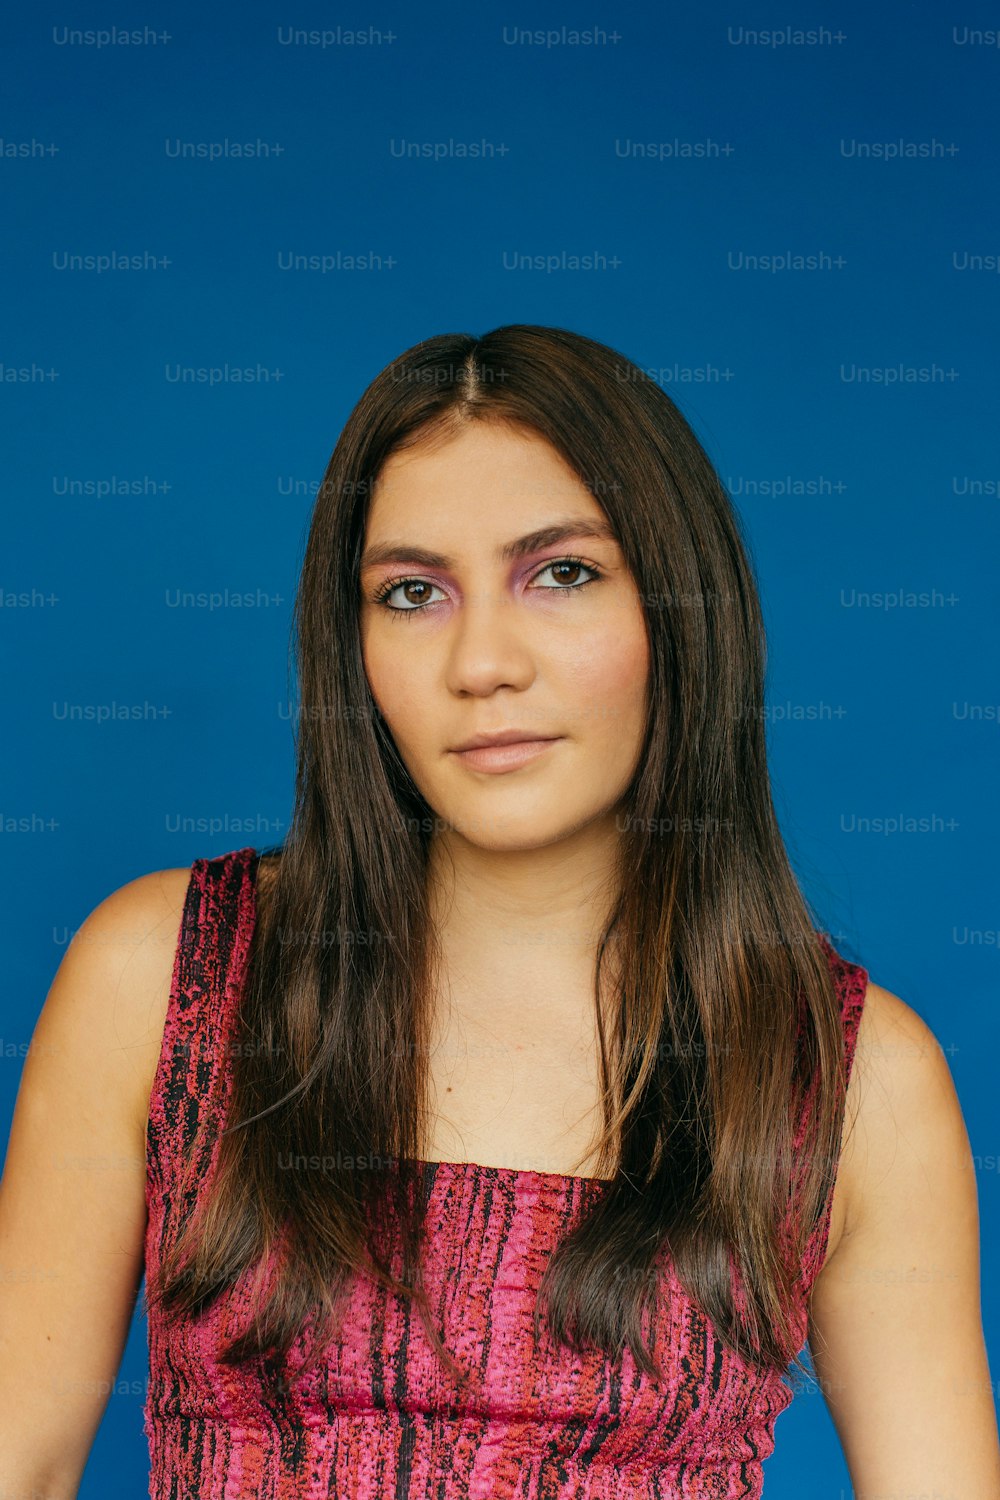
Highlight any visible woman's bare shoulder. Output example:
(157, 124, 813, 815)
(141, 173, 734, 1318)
(837, 978, 965, 1243)
(808, 980, 997, 1489)
(0, 863, 198, 1484)
(58, 864, 197, 1143)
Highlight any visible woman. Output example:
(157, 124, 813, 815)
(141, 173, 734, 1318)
(1, 325, 997, 1498)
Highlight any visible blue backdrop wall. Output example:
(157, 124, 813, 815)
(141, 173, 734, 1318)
(3, 2, 998, 1494)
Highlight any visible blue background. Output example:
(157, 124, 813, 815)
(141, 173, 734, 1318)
(3, 2, 998, 1493)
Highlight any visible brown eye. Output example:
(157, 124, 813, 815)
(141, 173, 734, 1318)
(530, 557, 603, 591)
(373, 577, 446, 617)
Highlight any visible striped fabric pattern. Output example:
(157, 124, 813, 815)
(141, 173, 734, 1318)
(143, 845, 868, 1498)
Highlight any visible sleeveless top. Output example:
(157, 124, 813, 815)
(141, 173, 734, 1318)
(143, 845, 869, 1499)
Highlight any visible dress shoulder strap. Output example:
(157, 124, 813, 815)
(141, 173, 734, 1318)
(145, 845, 260, 1255)
(797, 932, 869, 1298)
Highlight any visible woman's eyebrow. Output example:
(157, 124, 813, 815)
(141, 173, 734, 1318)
(359, 517, 617, 573)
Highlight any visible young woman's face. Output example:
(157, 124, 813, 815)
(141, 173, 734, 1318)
(358, 421, 650, 851)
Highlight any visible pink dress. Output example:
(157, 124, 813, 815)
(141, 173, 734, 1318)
(144, 845, 868, 1498)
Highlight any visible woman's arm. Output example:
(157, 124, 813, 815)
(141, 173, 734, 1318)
(0, 868, 188, 1499)
(809, 981, 1000, 1495)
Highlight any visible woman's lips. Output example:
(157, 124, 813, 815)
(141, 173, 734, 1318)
(448, 738, 562, 773)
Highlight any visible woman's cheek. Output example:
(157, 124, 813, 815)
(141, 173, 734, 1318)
(560, 613, 648, 701)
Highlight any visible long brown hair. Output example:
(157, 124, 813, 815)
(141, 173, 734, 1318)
(147, 325, 851, 1391)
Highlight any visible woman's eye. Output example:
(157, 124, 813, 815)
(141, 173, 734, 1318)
(531, 559, 601, 590)
(376, 578, 446, 614)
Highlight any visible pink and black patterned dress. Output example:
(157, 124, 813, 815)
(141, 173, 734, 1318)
(144, 845, 868, 1498)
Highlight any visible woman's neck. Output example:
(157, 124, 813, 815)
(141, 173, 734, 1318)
(425, 813, 623, 993)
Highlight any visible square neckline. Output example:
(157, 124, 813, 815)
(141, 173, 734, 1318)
(414, 1157, 614, 1187)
